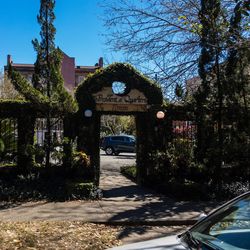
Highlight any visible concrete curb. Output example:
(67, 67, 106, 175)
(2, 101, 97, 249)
(90, 219, 197, 226)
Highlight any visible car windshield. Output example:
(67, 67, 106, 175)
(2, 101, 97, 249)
(182, 193, 250, 250)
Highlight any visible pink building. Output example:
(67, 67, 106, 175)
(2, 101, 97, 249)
(5, 53, 103, 92)
(3, 53, 103, 146)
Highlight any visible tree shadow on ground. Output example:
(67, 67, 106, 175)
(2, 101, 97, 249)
(115, 155, 136, 159)
(117, 225, 187, 243)
(102, 185, 162, 201)
(102, 184, 217, 240)
(108, 199, 213, 221)
(0, 201, 22, 210)
(104, 185, 218, 215)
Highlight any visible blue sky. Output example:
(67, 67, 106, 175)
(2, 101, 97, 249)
(0, 0, 121, 72)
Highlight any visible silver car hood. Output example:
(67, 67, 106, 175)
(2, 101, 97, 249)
(109, 235, 186, 250)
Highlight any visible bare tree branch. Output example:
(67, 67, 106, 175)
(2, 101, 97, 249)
(101, 0, 249, 100)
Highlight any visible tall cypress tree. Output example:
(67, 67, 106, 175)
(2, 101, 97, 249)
(32, 0, 56, 93)
(226, 0, 250, 119)
(196, 0, 219, 157)
(32, 0, 58, 168)
(196, 0, 225, 187)
(7, 0, 76, 170)
(225, 0, 250, 179)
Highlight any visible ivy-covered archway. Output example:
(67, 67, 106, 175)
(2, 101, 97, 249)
(75, 63, 163, 185)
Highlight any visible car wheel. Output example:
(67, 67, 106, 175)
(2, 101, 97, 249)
(105, 147, 114, 155)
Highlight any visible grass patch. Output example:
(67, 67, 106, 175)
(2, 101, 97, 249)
(0, 163, 17, 168)
(120, 165, 137, 181)
(0, 221, 121, 249)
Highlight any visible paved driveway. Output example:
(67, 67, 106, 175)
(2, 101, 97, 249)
(100, 150, 136, 172)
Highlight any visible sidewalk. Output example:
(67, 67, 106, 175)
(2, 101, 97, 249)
(0, 158, 218, 224)
(0, 158, 219, 244)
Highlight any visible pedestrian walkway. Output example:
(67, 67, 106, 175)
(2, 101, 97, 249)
(98, 156, 217, 226)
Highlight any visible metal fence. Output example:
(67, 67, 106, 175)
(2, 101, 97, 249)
(172, 120, 197, 144)
(35, 118, 64, 146)
(0, 118, 18, 163)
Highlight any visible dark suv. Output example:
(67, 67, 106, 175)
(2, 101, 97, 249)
(100, 135, 136, 155)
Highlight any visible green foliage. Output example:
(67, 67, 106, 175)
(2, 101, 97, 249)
(75, 62, 163, 110)
(0, 74, 23, 100)
(120, 165, 137, 180)
(0, 99, 34, 120)
(0, 138, 4, 153)
(168, 139, 195, 173)
(70, 151, 93, 179)
(8, 68, 49, 107)
(75, 62, 163, 186)
(31, 0, 77, 168)
(65, 181, 96, 199)
(31, 48, 77, 114)
(223, 130, 250, 177)
(49, 49, 77, 113)
(138, 138, 212, 200)
(33, 145, 45, 164)
(32, 0, 56, 93)
(177, 15, 203, 35)
(119, 116, 136, 135)
(195, 0, 250, 189)
(100, 115, 136, 136)
(175, 84, 184, 99)
(144, 136, 211, 186)
(72, 151, 90, 169)
(198, 0, 223, 98)
(1, 0, 77, 172)
(148, 150, 171, 182)
(0, 119, 17, 162)
(0, 165, 99, 201)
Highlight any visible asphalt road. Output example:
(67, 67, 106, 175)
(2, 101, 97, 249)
(100, 150, 136, 175)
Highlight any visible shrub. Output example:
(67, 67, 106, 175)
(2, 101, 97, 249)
(70, 151, 93, 179)
(72, 151, 90, 168)
(147, 139, 196, 184)
(0, 138, 5, 154)
(158, 180, 209, 200)
(34, 145, 45, 164)
(147, 150, 172, 184)
(0, 119, 17, 163)
(0, 168, 101, 201)
(218, 181, 250, 200)
(65, 181, 100, 199)
(168, 139, 195, 179)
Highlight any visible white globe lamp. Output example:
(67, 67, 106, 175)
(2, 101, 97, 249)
(156, 111, 165, 119)
(84, 109, 93, 118)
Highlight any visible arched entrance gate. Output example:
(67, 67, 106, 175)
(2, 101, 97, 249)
(74, 63, 163, 185)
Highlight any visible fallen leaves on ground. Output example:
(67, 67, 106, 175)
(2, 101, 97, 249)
(0, 221, 122, 250)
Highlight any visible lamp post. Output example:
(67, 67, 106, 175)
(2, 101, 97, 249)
(156, 111, 165, 150)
